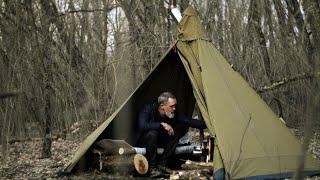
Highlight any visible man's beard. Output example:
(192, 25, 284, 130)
(166, 112, 175, 119)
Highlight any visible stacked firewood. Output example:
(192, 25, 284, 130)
(91, 139, 148, 175)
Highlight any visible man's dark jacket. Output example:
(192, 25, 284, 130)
(138, 101, 206, 134)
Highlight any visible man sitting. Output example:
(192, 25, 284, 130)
(136, 92, 206, 176)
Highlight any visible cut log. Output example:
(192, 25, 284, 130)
(91, 139, 148, 175)
(93, 139, 136, 155)
(181, 160, 214, 170)
(93, 153, 148, 175)
(207, 137, 215, 162)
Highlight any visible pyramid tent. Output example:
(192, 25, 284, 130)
(64, 6, 320, 179)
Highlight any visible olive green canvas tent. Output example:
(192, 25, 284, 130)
(64, 6, 320, 179)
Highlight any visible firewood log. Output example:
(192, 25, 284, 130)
(93, 153, 148, 175)
(93, 139, 136, 155)
(181, 160, 213, 170)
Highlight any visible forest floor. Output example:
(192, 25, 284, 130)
(0, 129, 319, 179)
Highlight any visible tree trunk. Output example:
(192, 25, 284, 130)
(40, 42, 53, 159)
(117, 0, 140, 87)
(302, 0, 320, 71)
(1, 105, 9, 162)
(273, 0, 297, 45)
(285, 0, 314, 68)
(38, 0, 56, 158)
(294, 0, 320, 178)
(248, 0, 272, 80)
(216, 0, 224, 54)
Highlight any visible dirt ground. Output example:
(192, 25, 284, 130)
(0, 137, 213, 179)
(0, 130, 320, 179)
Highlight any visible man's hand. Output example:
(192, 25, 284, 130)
(161, 122, 174, 136)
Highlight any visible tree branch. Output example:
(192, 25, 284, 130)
(257, 72, 320, 93)
(0, 92, 20, 99)
(57, 6, 118, 17)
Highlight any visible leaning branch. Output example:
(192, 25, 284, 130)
(0, 92, 20, 99)
(58, 5, 118, 17)
(257, 72, 320, 93)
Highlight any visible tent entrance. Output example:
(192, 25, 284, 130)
(98, 49, 196, 146)
(71, 48, 209, 172)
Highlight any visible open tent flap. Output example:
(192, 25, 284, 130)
(100, 49, 196, 144)
(65, 46, 198, 173)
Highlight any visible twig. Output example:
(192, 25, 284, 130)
(8, 136, 63, 144)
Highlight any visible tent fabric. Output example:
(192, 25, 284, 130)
(65, 5, 320, 179)
(194, 39, 319, 179)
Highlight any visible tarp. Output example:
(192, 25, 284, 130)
(65, 6, 320, 179)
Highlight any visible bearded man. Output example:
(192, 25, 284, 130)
(136, 92, 206, 175)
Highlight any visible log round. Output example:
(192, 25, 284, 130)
(99, 154, 148, 175)
(133, 154, 148, 175)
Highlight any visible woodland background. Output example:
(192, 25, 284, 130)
(0, 0, 319, 177)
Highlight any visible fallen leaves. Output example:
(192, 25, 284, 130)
(0, 138, 81, 179)
(0, 130, 319, 179)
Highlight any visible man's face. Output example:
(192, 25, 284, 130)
(163, 98, 177, 119)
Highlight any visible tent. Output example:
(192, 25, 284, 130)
(64, 6, 320, 179)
